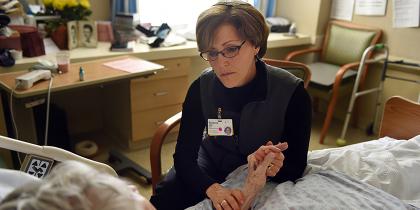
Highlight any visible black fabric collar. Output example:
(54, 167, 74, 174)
(213, 59, 267, 111)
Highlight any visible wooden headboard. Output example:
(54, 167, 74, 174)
(379, 96, 420, 139)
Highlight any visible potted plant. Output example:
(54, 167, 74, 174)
(42, 0, 92, 49)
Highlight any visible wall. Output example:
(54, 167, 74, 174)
(89, 0, 111, 21)
(351, 3, 420, 61)
(276, 0, 322, 44)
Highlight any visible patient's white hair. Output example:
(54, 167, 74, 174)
(0, 161, 145, 210)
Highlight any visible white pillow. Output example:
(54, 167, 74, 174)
(0, 169, 39, 201)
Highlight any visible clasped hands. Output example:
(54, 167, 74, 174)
(251, 141, 288, 177)
(206, 141, 288, 210)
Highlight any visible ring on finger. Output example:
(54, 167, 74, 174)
(221, 199, 227, 205)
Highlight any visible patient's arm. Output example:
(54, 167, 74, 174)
(241, 152, 275, 210)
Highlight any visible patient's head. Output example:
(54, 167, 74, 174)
(0, 161, 155, 210)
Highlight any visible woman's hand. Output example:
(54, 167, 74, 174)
(252, 141, 288, 177)
(206, 183, 244, 210)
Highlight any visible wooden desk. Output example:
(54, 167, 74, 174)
(0, 55, 164, 147)
(0, 56, 163, 98)
(0, 56, 164, 181)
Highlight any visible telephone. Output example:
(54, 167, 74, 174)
(266, 17, 291, 33)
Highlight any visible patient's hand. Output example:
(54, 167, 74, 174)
(241, 152, 275, 210)
(253, 141, 288, 177)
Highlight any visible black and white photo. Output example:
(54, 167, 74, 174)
(78, 20, 97, 48)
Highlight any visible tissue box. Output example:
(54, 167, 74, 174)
(10, 25, 45, 57)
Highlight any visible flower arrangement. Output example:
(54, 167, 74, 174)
(43, 0, 92, 25)
(41, 0, 92, 49)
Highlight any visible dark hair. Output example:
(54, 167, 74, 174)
(196, 1, 269, 58)
(83, 24, 93, 31)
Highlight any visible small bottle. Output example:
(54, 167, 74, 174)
(79, 67, 85, 81)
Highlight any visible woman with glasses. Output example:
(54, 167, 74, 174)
(150, 1, 311, 210)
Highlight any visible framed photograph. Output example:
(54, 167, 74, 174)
(78, 20, 97, 48)
(67, 21, 78, 49)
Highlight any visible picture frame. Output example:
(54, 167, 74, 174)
(78, 20, 97, 48)
(67, 21, 78, 49)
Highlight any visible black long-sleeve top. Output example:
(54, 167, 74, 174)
(173, 62, 311, 196)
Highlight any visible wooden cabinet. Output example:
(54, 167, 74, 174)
(128, 57, 190, 148)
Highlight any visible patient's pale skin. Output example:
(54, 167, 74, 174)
(241, 152, 275, 210)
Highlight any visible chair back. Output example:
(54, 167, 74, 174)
(322, 20, 381, 66)
(263, 58, 311, 89)
(379, 96, 420, 139)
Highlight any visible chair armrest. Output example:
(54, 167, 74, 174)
(333, 62, 361, 87)
(150, 111, 182, 194)
(285, 48, 322, 61)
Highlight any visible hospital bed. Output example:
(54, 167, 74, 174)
(151, 96, 420, 209)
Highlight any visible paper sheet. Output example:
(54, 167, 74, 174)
(330, 0, 355, 21)
(355, 0, 387, 16)
(393, 0, 420, 28)
(103, 58, 163, 73)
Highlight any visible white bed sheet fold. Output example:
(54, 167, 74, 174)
(305, 135, 420, 202)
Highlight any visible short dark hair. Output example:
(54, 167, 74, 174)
(83, 24, 93, 31)
(196, 1, 269, 58)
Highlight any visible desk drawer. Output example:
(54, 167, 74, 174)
(132, 104, 182, 142)
(131, 76, 188, 112)
(133, 57, 190, 82)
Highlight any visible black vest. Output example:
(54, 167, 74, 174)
(199, 62, 301, 175)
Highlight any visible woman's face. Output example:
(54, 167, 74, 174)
(208, 23, 260, 88)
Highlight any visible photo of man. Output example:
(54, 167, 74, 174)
(78, 21, 97, 48)
(67, 21, 78, 49)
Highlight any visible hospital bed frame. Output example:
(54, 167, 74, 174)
(0, 135, 117, 177)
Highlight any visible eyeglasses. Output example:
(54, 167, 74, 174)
(200, 41, 246, 61)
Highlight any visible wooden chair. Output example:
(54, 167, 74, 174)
(150, 59, 311, 193)
(263, 58, 311, 88)
(379, 96, 420, 139)
(285, 20, 382, 144)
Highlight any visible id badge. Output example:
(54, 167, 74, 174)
(207, 119, 234, 136)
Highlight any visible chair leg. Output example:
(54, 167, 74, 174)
(319, 93, 339, 144)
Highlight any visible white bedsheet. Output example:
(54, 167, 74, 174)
(305, 135, 420, 203)
(0, 169, 39, 201)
